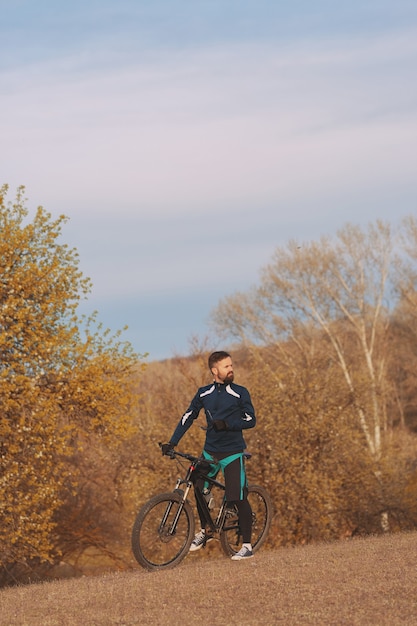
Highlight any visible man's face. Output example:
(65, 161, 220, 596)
(212, 356, 234, 384)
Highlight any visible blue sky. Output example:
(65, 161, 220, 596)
(2, 1, 417, 360)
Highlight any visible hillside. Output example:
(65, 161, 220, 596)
(1, 531, 417, 625)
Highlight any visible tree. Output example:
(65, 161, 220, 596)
(212, 220, 405, 531)
(0, 185, 143, 574)
(214, 221, 395, 458)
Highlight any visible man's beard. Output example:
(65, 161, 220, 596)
(224, 372, 234, 383)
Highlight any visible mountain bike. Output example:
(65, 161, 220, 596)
(131, 445, 272, 571)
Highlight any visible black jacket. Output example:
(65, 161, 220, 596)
(170, 381, 256, 453)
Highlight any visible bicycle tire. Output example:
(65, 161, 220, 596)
(219, 484, 272, 557)
(131, 492, 195, 571)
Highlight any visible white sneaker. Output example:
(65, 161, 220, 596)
(231, 545, 253, 560)
(189, 530, 213, 552)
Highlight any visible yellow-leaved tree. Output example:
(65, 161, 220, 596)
(0, 185, 144, 577)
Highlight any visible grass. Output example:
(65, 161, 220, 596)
(1, 531, 417, 625)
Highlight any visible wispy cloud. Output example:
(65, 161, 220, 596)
(2, 29, 417, 220)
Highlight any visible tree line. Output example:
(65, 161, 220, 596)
(1, 185, 417, 585)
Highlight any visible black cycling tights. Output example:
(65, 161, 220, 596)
(228, 498, 253, 544)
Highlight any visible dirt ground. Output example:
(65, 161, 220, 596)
(1, 531, 417, 625)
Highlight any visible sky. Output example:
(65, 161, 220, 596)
(1, 1, 417, 361)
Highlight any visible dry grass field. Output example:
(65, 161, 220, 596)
(1, 531, 416, 626)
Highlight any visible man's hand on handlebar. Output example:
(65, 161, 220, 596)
(161, 442, 175, 457)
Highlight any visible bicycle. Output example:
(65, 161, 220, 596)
(131, 445, 273, 571)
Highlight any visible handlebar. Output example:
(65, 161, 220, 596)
(158, 442, 251, 462)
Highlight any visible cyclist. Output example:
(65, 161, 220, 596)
(161, 350, 256, 560)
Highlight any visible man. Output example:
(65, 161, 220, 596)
(161, 350, 256, 560)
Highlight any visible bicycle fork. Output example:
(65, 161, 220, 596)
(160, 479, 193, 537)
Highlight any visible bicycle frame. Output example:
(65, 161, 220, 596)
(167, 452, 233, 537)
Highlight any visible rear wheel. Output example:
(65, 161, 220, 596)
(220, 484, 272, 557)
(131, 492, 195, 570)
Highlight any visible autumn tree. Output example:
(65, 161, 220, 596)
(0, 185, 143, 576)
(213, 221, 396, 451)
(212, 220, 414, 533)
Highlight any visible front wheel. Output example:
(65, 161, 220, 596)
(220, 484, 272, 557)
(131, 492, 195, 571)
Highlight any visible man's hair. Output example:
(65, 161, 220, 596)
(208, 351, 231, 371)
